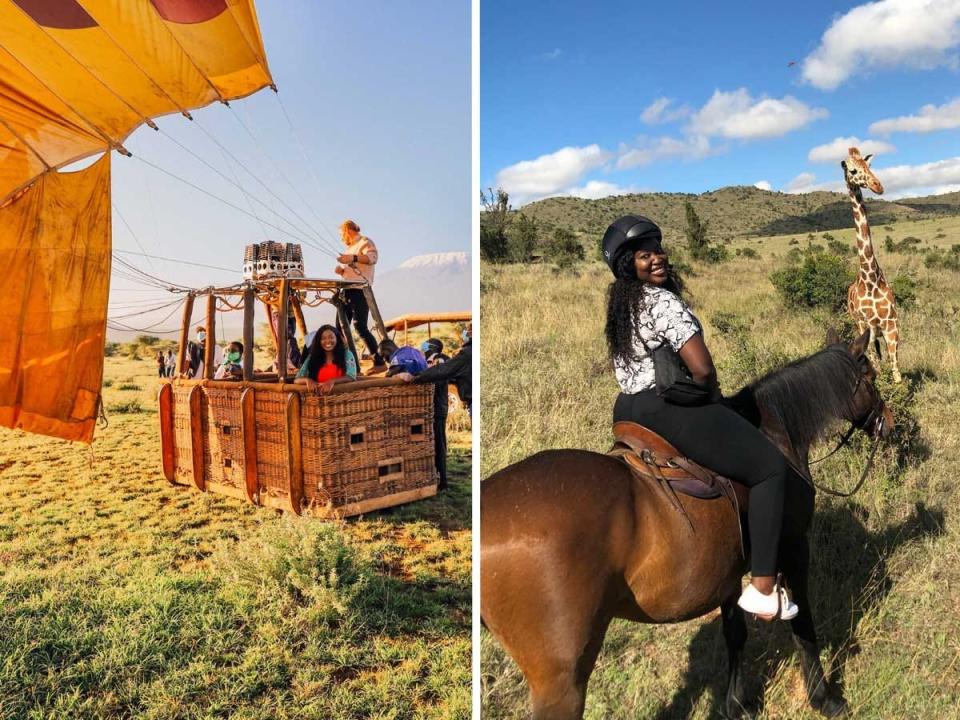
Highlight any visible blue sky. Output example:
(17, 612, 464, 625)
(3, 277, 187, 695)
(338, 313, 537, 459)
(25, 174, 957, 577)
(482, 0, 960, 206)
(102, 1, 469, 334)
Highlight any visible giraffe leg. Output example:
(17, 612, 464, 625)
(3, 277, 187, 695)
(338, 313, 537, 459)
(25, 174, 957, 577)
(867, 325, 880, 365)
(884, 326, 902, 384)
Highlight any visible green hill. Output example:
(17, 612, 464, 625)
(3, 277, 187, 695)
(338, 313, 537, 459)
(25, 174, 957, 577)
(506, 187, 960, 247)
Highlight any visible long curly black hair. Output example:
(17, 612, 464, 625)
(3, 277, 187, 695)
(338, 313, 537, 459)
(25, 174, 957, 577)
(605, 249, 686, 364)
(304, 324, 348, 376)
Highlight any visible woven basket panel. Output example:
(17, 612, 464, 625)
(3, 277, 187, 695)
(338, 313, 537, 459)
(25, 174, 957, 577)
(300, 384, 436, 507)
(253, 391, 288, 502)
(204, 388, 245, 490)
(172, 385, 196, 486)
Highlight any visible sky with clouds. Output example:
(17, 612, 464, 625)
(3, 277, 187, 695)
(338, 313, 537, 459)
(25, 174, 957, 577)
(481, 0, 960, 206)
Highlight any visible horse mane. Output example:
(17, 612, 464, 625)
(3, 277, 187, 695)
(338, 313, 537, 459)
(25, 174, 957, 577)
(746, 344, 860, 451)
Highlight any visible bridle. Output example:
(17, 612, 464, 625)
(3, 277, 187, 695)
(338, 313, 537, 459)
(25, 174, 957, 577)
(801, 363, 888, 498)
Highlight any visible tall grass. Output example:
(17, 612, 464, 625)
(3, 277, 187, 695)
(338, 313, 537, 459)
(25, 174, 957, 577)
(480, 214, 960, 718)
(0, 357, 471, 719)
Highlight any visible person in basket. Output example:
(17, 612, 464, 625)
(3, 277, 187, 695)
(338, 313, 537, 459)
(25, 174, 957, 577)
(294, 324, 357, 394)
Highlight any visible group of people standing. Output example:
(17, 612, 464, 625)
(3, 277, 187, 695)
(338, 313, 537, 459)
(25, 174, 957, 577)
(156, 349, 176, 378)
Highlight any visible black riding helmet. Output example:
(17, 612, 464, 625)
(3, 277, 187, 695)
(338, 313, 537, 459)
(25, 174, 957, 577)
(601, 215, 663, 277)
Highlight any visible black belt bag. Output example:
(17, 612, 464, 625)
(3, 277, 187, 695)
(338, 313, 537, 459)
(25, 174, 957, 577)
(650, 344, 713, 406)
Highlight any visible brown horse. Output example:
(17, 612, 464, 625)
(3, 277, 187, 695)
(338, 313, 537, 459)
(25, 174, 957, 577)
(481, 330, 894, 719)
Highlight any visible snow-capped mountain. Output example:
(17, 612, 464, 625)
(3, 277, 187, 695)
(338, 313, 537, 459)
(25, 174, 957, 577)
(374, 252, 471, 319)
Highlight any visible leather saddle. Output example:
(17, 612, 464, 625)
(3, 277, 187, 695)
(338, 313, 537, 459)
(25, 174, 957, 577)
(608, 421, 746, 513)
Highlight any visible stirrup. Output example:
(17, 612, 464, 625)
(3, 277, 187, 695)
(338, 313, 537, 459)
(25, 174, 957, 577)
(737, 578, 799, 621)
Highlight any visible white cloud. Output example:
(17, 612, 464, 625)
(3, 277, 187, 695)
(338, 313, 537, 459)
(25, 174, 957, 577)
(802, 0, 960, 90)
(807, 136, 897, 163)
(783, 172, 845, 194)
(869, 97, 960, 134)
(616, 135, 716, 170)
(754, 180, 772, 191)
(538, 48, 562, 61)
(495, 145, 611, 205)
(874, 156, 960, 197)
(783, 156, 960, 197)
(688, 88, 829, 139)
(641, 97, 691, 125)
(564, 180, 642, 200)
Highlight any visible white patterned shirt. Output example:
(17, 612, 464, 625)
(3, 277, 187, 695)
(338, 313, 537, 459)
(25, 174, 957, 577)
(613, 286, 702, 394)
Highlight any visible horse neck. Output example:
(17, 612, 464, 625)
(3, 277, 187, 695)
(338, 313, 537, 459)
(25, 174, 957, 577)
(736, 349, 857, 462)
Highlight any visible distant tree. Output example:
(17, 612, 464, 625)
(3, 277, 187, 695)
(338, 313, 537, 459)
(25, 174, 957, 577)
(684, 202, 709, 259)
(480, 188, 512, 262)
(544, 227, 585, 269)
(508, 213, 538, 262)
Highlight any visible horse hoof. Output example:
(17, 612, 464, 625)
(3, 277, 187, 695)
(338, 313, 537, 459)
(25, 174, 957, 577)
(812, 694, 848, 717)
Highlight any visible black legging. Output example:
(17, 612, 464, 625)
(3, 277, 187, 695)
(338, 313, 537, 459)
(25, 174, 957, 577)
(614, 390, 787, 577)
(339, 288, 382, 363)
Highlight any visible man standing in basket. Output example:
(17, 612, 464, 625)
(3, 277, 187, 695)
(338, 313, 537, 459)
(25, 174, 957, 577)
(335, 219, 387, 372)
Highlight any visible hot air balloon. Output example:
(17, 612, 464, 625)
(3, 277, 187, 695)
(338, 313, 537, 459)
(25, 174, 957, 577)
(0, 0, 446, 516)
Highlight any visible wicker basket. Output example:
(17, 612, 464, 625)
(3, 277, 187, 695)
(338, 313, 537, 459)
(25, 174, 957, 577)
(158, 378, 438, 516)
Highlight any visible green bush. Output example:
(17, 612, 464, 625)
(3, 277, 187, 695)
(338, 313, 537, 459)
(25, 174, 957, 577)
(827, 238, 855, 256)
(117, 383, 142, 391)
(923, 244, 960, 271)
(885, 236, 922, 253)
(770, 251, 854, 311)
(544, 228, 585, 269)
(735, 247, 759, 259)
(890, 274, 918, 309)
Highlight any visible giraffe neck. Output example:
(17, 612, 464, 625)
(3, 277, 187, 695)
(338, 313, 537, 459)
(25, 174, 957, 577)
(848, 185, 880, 277)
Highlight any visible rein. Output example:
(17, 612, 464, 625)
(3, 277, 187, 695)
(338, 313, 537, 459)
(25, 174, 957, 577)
(798, 407, 887, 498)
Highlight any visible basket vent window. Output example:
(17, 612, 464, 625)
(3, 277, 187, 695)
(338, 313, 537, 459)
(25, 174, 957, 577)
(377, 459, 403, 482)
(224, 458, 232, 468)
(410, 422, 424, 438)
(222, 425, 232, 435)
(350, 427, 366, 447)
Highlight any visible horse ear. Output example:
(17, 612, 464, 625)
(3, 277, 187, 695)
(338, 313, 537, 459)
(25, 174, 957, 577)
(826, 327, 841, 346)
(849, 328, 871, 358)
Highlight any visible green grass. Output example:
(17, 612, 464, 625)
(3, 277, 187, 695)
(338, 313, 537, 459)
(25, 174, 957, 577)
(480, 219, 960, 719)
(0, 357, 471, 719)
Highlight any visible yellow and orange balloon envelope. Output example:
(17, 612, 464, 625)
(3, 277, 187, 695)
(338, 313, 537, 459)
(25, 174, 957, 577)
(0, 0, 274, 442)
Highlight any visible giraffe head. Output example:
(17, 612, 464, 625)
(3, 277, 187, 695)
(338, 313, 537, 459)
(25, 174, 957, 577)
(841, 147, 884, 195)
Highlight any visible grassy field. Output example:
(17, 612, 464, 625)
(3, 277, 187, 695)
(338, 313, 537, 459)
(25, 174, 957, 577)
(0, 357, 471, 720)
(480, 213, 960, 719)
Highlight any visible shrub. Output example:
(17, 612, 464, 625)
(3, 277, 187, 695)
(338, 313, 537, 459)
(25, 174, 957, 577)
(104, 342, 120, 357)
(770, 251, 854, 311)
(923, 245, 960, 271)
(508, 213, 538, 262)
(890, 274, 918, 309)
(107, 400, 144, 414)
(735, 247, 759, 259)
(544, 228, 585, 269)
(789, 238, 799, 245)
(117, 383, 142, 391)
(827, 238, 854, 256)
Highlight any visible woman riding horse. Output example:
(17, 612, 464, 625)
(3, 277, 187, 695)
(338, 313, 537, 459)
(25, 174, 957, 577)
(481, 216, 893, 720)
(604, 215, 795, 620)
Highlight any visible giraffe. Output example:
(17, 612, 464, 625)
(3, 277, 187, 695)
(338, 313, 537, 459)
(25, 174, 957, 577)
(843, 146, 901, 383)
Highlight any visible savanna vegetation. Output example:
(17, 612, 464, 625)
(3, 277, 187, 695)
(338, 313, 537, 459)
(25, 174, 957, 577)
(480, 208, 960, 719)
(0, 356, 472, 719)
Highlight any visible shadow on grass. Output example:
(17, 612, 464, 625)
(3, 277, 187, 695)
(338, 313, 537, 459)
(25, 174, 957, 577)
(651, 501, 945, 720)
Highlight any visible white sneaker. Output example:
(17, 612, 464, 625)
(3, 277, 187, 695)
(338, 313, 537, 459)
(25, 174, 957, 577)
(737, 582, 799, 620)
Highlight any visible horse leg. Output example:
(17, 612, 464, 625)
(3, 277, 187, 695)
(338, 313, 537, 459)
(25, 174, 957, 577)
(721, 596, 756, 719)
(526, 617, 610, 720)
(782, 539, 848, 717)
